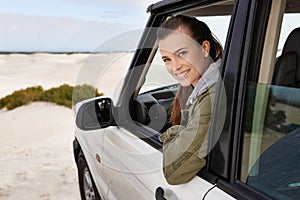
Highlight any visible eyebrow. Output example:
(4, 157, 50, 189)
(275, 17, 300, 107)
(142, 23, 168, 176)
(161, 47, 188, 60)
(174, 47, 188, 54)
(161, 47, 188, 57)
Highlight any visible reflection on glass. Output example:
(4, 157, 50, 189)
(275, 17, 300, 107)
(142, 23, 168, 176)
(241, 83, 300, 199)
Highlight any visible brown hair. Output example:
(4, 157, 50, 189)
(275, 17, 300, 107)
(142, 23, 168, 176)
(157, 15, 223, 62)
(170, 85, 193, 125)
(158, 15, 223, 125)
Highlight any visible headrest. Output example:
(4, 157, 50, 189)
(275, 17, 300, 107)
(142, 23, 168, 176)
(282, 27, 300, 84)
(282, 27, 300, 56)
(272, 52, 297, 86)
(273, 27, 300, 87)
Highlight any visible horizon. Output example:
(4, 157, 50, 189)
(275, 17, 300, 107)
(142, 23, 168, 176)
(0, 0, 157, 52)
(0, 50, 135, 54)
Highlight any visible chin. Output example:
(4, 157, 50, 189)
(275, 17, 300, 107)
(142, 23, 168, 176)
(179, 81, 192, 87)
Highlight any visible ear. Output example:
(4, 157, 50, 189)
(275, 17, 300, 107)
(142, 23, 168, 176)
(202, 40, 210, 58)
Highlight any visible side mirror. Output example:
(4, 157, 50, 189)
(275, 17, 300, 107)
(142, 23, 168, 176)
(76, 97, 114, 130)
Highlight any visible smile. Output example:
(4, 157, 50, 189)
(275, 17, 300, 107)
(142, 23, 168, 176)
(175, 70, 189, 78)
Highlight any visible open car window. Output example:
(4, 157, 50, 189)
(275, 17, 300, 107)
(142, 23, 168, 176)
(128, 1, 234, 148)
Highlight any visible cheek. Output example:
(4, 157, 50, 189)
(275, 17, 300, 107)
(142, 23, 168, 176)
(189, 51, 207, 74)
(186, 49, 203, 67)
(194, 71, 202, 80)
(165, 65, 173, 74)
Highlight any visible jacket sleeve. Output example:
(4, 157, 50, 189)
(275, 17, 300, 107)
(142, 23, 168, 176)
(161, 87, 215, 185)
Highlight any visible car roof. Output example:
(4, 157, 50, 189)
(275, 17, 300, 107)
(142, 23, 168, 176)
(147, 0, 300, 14)
(146, 0, 234, 16)
(146, 0, 182, 13)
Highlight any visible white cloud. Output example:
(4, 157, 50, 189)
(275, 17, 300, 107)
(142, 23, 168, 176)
(0, 14, 141, 52)
(0, 0, 158, 51)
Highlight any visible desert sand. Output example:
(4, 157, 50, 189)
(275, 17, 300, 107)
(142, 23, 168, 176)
(0, 52, 132, 199)
(0, 102, 80, 200)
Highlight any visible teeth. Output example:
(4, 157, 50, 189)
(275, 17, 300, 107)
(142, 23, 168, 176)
(176, 71, 188, 77)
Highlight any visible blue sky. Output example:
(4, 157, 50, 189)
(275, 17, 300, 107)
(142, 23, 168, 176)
(1, 0, 299, 52)
(0, 0, 157, 52)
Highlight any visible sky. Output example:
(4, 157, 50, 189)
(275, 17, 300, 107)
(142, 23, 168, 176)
(0, 0, 158, 52)
(0, 0, 299, 52)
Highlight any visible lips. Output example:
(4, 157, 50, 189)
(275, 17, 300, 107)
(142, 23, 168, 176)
(175, 70, 189, 78)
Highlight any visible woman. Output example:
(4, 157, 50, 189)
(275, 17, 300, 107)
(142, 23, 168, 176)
(157, 15, 223, 185)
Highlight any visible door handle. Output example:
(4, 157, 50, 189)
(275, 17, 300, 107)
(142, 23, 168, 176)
(155, 186, 167, 200)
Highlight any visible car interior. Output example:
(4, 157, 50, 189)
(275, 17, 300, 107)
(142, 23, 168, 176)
(245, 24, 300, 196)
(244, 1, 300, 197)
(130, 83, 179, 133)
(272, 27, 300, 88)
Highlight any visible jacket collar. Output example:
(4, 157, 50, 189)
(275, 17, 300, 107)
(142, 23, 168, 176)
(186, 59, 221, 106)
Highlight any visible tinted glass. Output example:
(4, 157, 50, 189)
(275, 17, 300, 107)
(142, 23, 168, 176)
(240, 0, 300, 198)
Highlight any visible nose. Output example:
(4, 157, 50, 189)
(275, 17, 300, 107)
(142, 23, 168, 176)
(170, 57, 183, 72)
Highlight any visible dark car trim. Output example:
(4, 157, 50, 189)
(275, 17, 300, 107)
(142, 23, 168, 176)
(147, 0, 183, 13)
(147, 0, 226, 14)
(208, 0, 274, 199)
(208, 0, 251, 180)
(217, 180, 275, 200)
(232, 0, 272, 182)
(73, 138, 81, 165)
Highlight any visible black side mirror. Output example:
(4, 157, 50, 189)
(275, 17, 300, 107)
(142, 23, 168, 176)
(76, 97, 114, 130)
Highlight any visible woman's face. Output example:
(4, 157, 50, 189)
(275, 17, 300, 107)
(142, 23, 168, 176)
(158, 29, 210, 87)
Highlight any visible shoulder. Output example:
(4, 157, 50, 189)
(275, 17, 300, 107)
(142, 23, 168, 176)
(189, 84, 216, 115)
(197, 84, 216, 103)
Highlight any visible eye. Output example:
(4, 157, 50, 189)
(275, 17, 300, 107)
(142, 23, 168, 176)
(178, 50, 187, 57)
(162, 57, 171, 63)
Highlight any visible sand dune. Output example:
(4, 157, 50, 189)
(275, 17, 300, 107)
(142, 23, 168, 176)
(0, 52, 132, 98)
(0, 52, 133, 199)
(0, 53, 86, 98)
(0, 102, 80, 200)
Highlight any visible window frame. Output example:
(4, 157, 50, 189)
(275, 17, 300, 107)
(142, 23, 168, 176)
(118, 0, 236, 148)
(206, 0, 300, 199)
(206, 0, 287, 199)
(236, 1, 300, 199)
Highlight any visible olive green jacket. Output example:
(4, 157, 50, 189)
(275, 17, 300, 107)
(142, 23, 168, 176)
(159, 84, 216, 185)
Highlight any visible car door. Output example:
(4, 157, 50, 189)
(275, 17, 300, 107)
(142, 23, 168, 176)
(204, 0, 300, 199)
(98, 0, 239, 199)
(75, 100, 109, 199)
(102, 126, 220, 200)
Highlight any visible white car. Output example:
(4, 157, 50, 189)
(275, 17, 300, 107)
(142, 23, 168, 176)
(73, 0, 300, 199)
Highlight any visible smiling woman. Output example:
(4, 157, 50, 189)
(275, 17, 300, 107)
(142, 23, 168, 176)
(156, 15, 223, 185)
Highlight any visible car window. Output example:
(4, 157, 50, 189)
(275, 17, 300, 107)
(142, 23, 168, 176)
(130, 1, 233, 150)
(196, 16, 230, 47)
(240, 0, 300, 199)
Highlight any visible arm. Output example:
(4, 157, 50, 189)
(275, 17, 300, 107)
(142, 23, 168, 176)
(161, 87, 215, 185)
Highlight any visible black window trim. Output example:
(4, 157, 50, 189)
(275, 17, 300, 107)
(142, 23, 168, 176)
(207, 0, 251, 180)
(208, 0, 276, 199)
